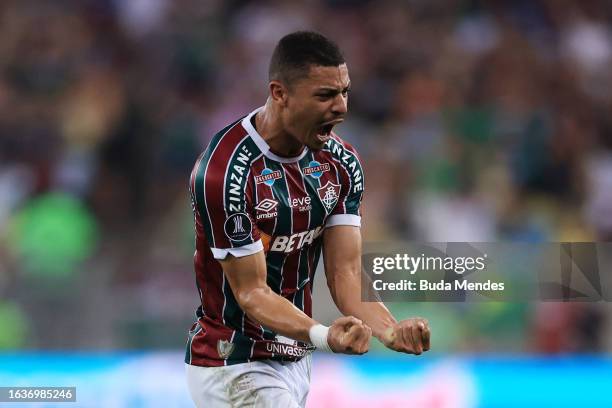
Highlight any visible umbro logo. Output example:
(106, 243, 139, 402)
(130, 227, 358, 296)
(255, 198, 278, 212)
(255, 198, 278, 220)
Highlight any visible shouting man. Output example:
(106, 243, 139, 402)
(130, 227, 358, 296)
(186, 31, 430, 407)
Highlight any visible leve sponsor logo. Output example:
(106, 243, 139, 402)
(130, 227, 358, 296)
(289, 196, 311, 212)
(269, 226, 324, 253)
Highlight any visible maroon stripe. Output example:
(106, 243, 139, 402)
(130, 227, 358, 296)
(194, 229, 225, 320)
(204, 124, 248, 248)
(189, 317, 234, 367)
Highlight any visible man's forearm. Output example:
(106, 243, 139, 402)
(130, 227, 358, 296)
(238, 285, 317, 344)
(331, 274, 396, 340)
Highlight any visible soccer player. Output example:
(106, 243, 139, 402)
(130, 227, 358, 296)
(185, 31, 430, 407)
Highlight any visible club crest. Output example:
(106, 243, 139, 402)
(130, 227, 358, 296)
(317, 181, 341, 212)
(217, 339, 235, 359)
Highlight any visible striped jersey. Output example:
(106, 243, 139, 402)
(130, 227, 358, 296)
(186, 107, 364, 367)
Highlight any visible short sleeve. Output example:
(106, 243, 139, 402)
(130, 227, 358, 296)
(325, 139, 364, 228)
(190, 147, 262, 260)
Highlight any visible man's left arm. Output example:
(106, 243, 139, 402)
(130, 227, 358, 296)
(323, 225, 431, 355)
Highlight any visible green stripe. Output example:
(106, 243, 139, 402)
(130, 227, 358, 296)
(226, 331, 255, 364)
(184, 325, 201, 364)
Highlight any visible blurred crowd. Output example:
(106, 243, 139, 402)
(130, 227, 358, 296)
(0, 0, 611, 353)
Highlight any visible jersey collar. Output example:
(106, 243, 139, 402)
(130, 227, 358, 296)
(242, 107, 309, 164)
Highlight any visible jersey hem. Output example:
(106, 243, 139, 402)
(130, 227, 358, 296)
(211, 240, 264, 259)
(325, 214, 361, 228)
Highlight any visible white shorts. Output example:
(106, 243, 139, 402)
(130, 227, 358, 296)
(185, 355, 312, 408)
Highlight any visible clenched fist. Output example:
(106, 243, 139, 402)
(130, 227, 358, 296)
(382, 317, 430, 355)
(327, 316, 372, 354)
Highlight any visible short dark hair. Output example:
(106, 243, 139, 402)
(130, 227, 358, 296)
(268, 31, 345, 87)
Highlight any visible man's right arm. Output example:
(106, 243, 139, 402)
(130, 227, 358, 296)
(220, 250, 372, 354)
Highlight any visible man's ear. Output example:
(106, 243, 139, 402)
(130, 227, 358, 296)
(269, 80, 289, 107)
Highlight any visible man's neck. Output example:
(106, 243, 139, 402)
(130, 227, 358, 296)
(254, 102, 305, 158)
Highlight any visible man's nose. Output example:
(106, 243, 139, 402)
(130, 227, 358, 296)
(331, 93, 348, 116)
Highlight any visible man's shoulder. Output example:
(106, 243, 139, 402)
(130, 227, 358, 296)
(202, 116, 249, 158)
(320, 133, 363, 165)
(193, 114, 263, 176)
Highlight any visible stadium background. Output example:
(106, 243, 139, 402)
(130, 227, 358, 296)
(0, 0, 611, 406)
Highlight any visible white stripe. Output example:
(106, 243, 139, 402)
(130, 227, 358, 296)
(248, 340, 256, 362)
(221, 273, 227, 326)
(295, 160, 310, 299)
(278, 162, 293, 296)
(303, 152, 314, 299)
(225, 330, 236, 366)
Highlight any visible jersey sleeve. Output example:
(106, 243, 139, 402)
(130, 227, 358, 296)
(190, 149, 262, 260)
(325, 138, 365, 228)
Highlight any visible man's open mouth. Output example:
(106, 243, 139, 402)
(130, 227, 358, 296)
(316, 120, 342, 142)
(319, 123, 334, 136)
